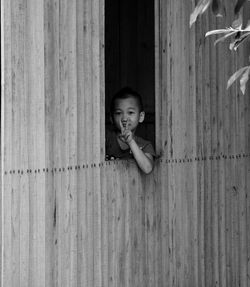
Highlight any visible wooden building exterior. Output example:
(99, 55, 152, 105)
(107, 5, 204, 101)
(1, 0, 250, 286)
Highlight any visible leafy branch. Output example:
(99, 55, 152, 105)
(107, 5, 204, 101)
(190, 0, 250, 94)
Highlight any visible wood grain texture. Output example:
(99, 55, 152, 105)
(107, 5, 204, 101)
(1, 0, 250, 286)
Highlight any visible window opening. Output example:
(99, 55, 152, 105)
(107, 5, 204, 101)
(105, 0, 156, 158)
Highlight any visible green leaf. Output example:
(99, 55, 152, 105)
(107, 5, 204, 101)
(245, 21, 250, 31)
(190, 0, 212, 27)
(205, 28, 234, 37)
(227, 66, 250, 90)
(212, 0, 219, 14)
(239, 66, 250, 94)
(231, 14, 243, 29)
(212, 0, 224, 16)
(234, 0, 247, 14)
(214, 31, 238, 46)
(229, 32, 250, 50)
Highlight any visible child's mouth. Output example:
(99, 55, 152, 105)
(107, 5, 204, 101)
(120, 121, 131, 130)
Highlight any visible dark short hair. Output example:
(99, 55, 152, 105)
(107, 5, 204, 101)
(110, 87, 144, 115)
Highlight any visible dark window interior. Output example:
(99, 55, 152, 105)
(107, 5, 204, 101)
(105, 0, 155, 146)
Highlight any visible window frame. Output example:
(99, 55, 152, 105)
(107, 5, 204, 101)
(103, 0, 161, 160)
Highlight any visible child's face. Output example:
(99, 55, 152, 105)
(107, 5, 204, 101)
(112, 97, 145, 133)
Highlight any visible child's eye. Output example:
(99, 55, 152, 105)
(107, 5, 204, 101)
(128, 111, 134, 115)
(114, 111, 121, 116)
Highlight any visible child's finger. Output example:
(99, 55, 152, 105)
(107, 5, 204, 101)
(119, 119, 125, 133)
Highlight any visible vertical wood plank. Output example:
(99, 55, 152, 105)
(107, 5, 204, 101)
(100, 162, 109, 287)
(19, 0, 29, 285)
(2, 0, 13, 285)
(26, 0, 46, 285)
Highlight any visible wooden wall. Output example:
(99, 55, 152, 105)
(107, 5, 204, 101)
(1, 0, 250, 287)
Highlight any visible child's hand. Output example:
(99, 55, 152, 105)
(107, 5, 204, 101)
(119, 120, 133, 144)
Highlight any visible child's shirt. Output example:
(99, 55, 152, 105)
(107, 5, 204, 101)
(106, 129, 156, 159)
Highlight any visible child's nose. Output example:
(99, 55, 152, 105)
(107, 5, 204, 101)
(121, 115, 128, 121)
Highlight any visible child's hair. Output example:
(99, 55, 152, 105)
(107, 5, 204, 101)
(110, 87, 144, 116)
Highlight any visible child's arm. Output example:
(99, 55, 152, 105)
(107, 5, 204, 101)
(128, 139, 154, 174)
(119, 121, 154, 174)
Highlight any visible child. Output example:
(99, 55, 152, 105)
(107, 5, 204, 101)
(106, 87, 155, 174)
